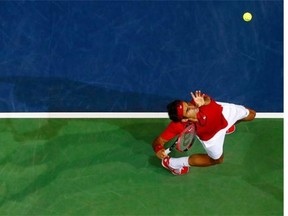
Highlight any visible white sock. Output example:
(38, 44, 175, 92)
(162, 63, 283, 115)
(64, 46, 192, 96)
(169, 157, 190, 169)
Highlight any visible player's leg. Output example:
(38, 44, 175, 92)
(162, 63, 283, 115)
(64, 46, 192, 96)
(162, 152, 223, 173)
(167, 131, 225, 169)
(218, 102, 255, 129)
(199, 129, 226, 160)
(188, 153, 224, 166)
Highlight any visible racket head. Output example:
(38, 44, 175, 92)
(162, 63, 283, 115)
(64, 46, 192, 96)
(176, 124, 196, 152)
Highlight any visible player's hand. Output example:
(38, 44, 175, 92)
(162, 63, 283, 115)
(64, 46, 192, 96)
(191, 90, 205, 107)
(156, 149, 168, 159)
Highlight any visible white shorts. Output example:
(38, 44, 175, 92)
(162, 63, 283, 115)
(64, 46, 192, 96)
(199, 102, 249, 160)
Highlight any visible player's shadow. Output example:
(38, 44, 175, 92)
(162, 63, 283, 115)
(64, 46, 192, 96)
(0, 119, 173, 208)
(1, 127, 155, 206)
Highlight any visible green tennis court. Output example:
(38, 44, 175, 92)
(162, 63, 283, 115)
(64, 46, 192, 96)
(0, 118, 283, 215)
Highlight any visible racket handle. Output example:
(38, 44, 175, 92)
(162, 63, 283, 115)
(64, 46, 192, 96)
(165, 148, 171, 155)
(165, 142, 176, 155)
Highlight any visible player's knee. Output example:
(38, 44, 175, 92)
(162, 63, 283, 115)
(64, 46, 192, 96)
(245, 108, 256, 121)
(249, 109, 256, 119)
(210, 154, 224, 164)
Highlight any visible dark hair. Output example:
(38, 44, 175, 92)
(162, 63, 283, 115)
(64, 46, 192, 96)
(167, 100, 182, 122)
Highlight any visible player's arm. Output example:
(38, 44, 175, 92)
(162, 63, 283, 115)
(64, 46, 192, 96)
(152, 136, 169, 159)
(191, 90, 211, 107)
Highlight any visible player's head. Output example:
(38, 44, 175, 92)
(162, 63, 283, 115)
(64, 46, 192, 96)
(167, 100, 199, 122)
(167, 100, 184, 122)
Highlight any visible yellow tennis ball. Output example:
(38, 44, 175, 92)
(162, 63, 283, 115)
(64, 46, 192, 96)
(243, 12, 252, 22)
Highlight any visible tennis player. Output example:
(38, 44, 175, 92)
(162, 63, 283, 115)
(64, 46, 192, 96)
(152, 90, 256, 175)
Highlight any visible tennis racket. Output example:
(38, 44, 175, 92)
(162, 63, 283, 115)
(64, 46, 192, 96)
(165, 124, 196, 154)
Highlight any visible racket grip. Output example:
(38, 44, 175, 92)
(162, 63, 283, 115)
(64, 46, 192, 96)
(165, 141, 176, 155)
(165, 148, 171, 155)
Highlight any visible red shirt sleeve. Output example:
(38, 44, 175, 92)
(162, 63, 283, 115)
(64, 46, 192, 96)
(160, 121, 185, 141)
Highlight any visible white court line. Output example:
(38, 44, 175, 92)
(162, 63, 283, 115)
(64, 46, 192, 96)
(0, 112, 283, 118)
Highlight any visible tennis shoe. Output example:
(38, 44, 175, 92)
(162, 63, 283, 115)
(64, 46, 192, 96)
(161, 157, 189, 175)
(226, 125, 236, 134)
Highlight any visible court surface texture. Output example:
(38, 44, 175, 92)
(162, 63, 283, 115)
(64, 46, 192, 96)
(0, 118, 283, 215)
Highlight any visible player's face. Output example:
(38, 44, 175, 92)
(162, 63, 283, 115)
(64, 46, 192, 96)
(182, 102, 199, 120)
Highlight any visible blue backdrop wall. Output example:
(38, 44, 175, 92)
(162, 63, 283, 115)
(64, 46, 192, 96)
(0, 1, 283, 112)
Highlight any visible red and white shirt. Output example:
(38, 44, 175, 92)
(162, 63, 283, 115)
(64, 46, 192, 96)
(160, 98, 228, 141)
